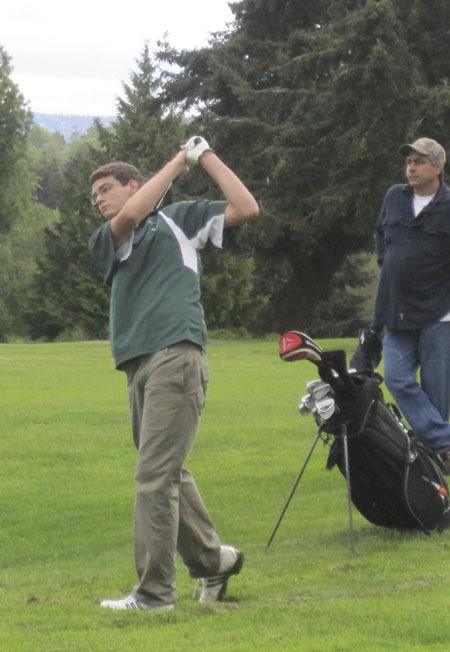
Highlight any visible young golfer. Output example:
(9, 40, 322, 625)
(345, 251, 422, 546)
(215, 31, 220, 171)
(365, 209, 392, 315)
(88, 137, 259, 611)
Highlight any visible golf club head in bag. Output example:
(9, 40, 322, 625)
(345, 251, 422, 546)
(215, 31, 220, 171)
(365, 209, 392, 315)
(279, 331, 323, 365)
(299, 393, 316, 416)
(299, 380, 337, 429)
(315, 397, 337, 422)
(307, 379, 333, 401)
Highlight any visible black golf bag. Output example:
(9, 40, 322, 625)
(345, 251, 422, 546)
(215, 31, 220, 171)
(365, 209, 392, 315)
(318, 350, 449, 534)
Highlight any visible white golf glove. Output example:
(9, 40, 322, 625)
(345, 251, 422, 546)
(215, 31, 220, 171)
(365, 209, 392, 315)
(183, 136, 213, 165)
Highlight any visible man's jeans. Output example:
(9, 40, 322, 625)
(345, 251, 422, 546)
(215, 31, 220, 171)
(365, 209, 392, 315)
(383, 322, 450, 454)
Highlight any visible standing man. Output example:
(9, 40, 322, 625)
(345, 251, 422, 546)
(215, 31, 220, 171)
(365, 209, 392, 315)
(373, 137, 450, 474)
(88, 136, 259, 611)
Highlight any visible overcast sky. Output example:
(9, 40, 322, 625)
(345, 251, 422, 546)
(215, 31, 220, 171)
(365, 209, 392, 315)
(2, 0, 235, 116)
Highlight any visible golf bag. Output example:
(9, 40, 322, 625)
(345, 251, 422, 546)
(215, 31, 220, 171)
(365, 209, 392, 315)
(318, 350, 449, 533)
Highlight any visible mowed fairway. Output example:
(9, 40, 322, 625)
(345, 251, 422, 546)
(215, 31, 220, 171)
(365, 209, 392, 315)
(1, 339, 449, 651)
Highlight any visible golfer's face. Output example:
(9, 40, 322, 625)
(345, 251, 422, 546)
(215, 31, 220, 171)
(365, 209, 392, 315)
(405, 154, 441, 194)
(91, 175, 133, 219)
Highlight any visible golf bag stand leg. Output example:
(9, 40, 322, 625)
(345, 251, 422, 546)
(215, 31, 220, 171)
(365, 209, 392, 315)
(341, 423, 356, 554)
(267, 429, 323, 548)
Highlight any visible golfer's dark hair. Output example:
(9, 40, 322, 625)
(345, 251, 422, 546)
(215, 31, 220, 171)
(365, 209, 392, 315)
(89, 161, 146, 187)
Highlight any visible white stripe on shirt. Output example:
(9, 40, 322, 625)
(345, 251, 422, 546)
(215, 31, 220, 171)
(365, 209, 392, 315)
(160, 211, 224, 273)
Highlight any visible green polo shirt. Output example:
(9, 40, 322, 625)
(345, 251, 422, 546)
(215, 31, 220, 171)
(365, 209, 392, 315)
(89, 199, 227, 368)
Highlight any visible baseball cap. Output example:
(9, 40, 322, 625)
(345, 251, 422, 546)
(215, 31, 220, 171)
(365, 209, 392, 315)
(399, 138, 446, 164)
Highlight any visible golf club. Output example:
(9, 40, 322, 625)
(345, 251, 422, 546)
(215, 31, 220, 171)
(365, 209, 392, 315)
(149, 181, 173, 216)
(315, 397, 336, 421)
(279, 331, 324, 365)
(307, 379, 333, 401)
(299, 394, 316, 416)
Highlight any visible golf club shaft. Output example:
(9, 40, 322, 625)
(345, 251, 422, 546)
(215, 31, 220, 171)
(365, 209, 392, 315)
(154, 181, 173, 211)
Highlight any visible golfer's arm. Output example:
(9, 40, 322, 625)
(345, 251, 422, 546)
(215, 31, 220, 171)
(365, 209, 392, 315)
(199, 151, 260, 226)
(109, 155, 185, 246)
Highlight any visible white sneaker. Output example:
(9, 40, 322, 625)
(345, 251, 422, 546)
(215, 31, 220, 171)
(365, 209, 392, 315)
(199, 546, 244, 603)
(100, 594, 174, 612)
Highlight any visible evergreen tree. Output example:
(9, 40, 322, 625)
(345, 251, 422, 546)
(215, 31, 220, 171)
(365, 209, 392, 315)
(23, 2, 450, 340)
(401, 0, 450, 86)
(200, 248, 268, 332)
(159, 0, 448, 333)
(0, 45, 41, 339)
(26, 137, 109, 340)
(0, 197, 59, 341)
(27, 124, 65, 209)
(309, 251, 379, 336)
(26, 45, 189, 341)
(395, 0, 450, 146)
(97, 43, 186, 180)
(0, 45, 32, 233)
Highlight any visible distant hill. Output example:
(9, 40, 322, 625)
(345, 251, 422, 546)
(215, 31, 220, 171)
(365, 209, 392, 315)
(33, 113, 115, 141)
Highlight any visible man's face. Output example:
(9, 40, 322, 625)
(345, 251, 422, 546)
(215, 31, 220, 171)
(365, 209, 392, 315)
(91, 175, 136, 219)
(405, 152, 442, 194)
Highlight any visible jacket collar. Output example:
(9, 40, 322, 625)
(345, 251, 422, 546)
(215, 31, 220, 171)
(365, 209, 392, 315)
(402, 181, 450, 203)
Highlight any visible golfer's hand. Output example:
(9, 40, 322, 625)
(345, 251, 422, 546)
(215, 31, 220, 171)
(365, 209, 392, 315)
(182, 136, 213, 165)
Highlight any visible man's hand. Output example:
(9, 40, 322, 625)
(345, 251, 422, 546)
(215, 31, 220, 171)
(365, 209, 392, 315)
(182, 136, 213, 166)
(349, 327, 383, 373)
(181, 135, 259, 227)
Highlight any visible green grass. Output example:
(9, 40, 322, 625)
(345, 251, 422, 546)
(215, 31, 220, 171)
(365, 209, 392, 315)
(0, 338, 449, 651)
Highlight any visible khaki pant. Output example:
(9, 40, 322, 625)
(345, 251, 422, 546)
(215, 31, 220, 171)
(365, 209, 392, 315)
(123, 342, 221, 605)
